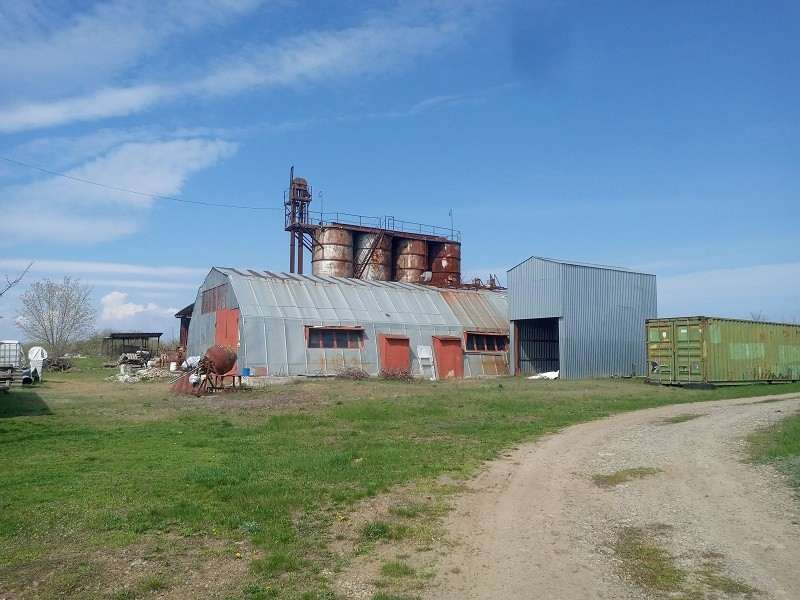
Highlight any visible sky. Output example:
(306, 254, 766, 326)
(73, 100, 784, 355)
(1, 0, 798, 340)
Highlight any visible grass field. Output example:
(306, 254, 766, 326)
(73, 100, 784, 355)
(2, 359, 798, 599)
(750, 411, 800, 492)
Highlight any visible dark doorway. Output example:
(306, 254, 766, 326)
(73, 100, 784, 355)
(517, 318, 559, 375)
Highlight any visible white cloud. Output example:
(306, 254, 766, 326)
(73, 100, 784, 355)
(100, 290, 177, 321)
(0, 2, 489, 132)
(0, 0, 269, 101)
(659, 262, 800, 322)
(0, 259, 207, 279)
(0, 137, 237, 243)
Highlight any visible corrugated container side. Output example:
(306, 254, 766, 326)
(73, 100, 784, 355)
(646, 317, 800, 383)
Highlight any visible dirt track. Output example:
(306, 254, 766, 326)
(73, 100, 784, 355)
(426, 393, 800, 599)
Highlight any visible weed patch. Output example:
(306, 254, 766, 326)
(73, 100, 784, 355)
(380, 560, 415, 578)
(749, 412, 800, 490)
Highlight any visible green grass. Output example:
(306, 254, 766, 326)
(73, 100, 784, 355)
(593, 467, 662, 488)
(380, 560, 415, 578)
(749, 411, 800, 490)
(613, 527, 685, 592)
(1, 360, 798, 598)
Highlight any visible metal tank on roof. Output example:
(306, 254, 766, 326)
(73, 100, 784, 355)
(354, 233, 391, 281)
(311, 228, 354, 278)
(394, 238, 428, 283)
(429, 241, 461, 286)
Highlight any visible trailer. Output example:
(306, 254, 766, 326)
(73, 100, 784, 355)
(646, 317, 800, 385)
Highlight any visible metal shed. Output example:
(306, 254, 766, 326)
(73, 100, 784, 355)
(185, 268, 509, 378)
(507, 257, 657, 379)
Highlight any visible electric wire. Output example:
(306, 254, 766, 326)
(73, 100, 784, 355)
(0, 155, 282, 211)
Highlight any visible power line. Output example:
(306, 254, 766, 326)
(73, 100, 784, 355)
(0, 155, 282, 211)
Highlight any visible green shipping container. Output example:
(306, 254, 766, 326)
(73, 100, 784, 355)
(646, 316, 800, 384)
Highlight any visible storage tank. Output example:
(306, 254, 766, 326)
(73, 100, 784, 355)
(312, 228, 353, 277)
(354, 233, 391, 280)
(394, 238, 428, 282)
(646, 316, 800, 384)
(429, 242, 461, 286)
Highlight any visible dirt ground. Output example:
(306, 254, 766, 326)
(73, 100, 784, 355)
(420, 393, 800, 599)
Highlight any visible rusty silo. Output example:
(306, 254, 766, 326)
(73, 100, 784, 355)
(354, 233, 391, 280)
(429, 241, 461, 286)
(394, 238, 428, 283)
(312, 228, 354, 277)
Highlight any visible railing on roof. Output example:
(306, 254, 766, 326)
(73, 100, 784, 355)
(307, 210, 461, 241)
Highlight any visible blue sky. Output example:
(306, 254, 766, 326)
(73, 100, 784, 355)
(1, 0, 798, 339)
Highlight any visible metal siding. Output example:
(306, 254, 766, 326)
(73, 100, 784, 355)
(186, 269, 509, 378)
(647, 317, 800, 383)
(507, 257, 563, 321)
(508, 257, 656, 378)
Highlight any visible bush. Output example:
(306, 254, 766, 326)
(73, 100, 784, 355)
(379, 368, 413, 381)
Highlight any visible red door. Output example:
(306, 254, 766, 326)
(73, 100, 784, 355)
(214, 308, 239, 373)
(378, 334, 410, 374)
(433, 336, 463, 379)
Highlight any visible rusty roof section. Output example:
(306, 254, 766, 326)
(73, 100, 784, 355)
(438, 288, 508, 333)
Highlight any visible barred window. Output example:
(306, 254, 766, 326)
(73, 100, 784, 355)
(466, 333, 508, 352)
(307, 327, 364, 349)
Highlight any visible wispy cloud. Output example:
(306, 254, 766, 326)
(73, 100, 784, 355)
(0, 0, 269, 102)
(0, 259, 207, 279)
(0, 137, 237, 243)
(0, 2, 491, 132)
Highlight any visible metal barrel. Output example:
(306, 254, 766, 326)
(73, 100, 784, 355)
(429, 241, 462, 286)
(204, 345, 237, 375)
(354, 233, 392, 280)
(394, 238, 428, 283)
(312, 228, 354, 278)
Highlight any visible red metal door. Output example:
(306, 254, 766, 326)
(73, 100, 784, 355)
(214, 308, 239, 373)
(378, 334, 410, 373)
(433, 336, 463, 379)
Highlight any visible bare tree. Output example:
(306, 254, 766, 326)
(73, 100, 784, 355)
(749, 311, 768, 322)
(17, 277, 96, 357)
(0, 261, 33, 299)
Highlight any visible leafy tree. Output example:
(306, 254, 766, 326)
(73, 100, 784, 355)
(17, 277, 96, 357)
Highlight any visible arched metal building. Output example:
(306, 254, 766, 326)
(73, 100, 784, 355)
(186, 268, 509, 378)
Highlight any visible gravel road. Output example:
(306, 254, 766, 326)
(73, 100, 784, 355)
(426, 393, 800, 600)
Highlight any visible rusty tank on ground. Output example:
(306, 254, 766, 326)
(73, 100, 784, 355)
(394, 238, 428, 283)
(354, 232, 392, 280)
(312, 227, 354, 278)
(203, 345, 237, 375)
(429, 241, 462, 286)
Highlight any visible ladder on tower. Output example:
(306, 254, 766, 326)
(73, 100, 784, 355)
(353, 230, 386, 279)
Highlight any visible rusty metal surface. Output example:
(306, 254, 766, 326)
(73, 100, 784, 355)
(394, 238, 428, 282)
(354, 232, 391, 280)
(429, 241, 461, 286)
(203, 344, 237, 375)
(312, 227, 354, 278)
(440, 288, 508, 333)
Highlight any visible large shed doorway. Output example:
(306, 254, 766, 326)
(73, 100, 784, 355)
(516, 318, 559, 375)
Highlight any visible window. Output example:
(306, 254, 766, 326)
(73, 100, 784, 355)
(307, 327, 364, 349)
(466, 333, 508, 352)
(201, 284, 227, 314)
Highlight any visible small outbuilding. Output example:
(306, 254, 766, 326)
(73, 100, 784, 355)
(185, 268, 509, 378)
(102, 332, 162, 359)
(507, 257, 657, 379)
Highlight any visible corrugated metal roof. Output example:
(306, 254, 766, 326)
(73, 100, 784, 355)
(212, 268, 508, 332)
(508, 255, 654, 276)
